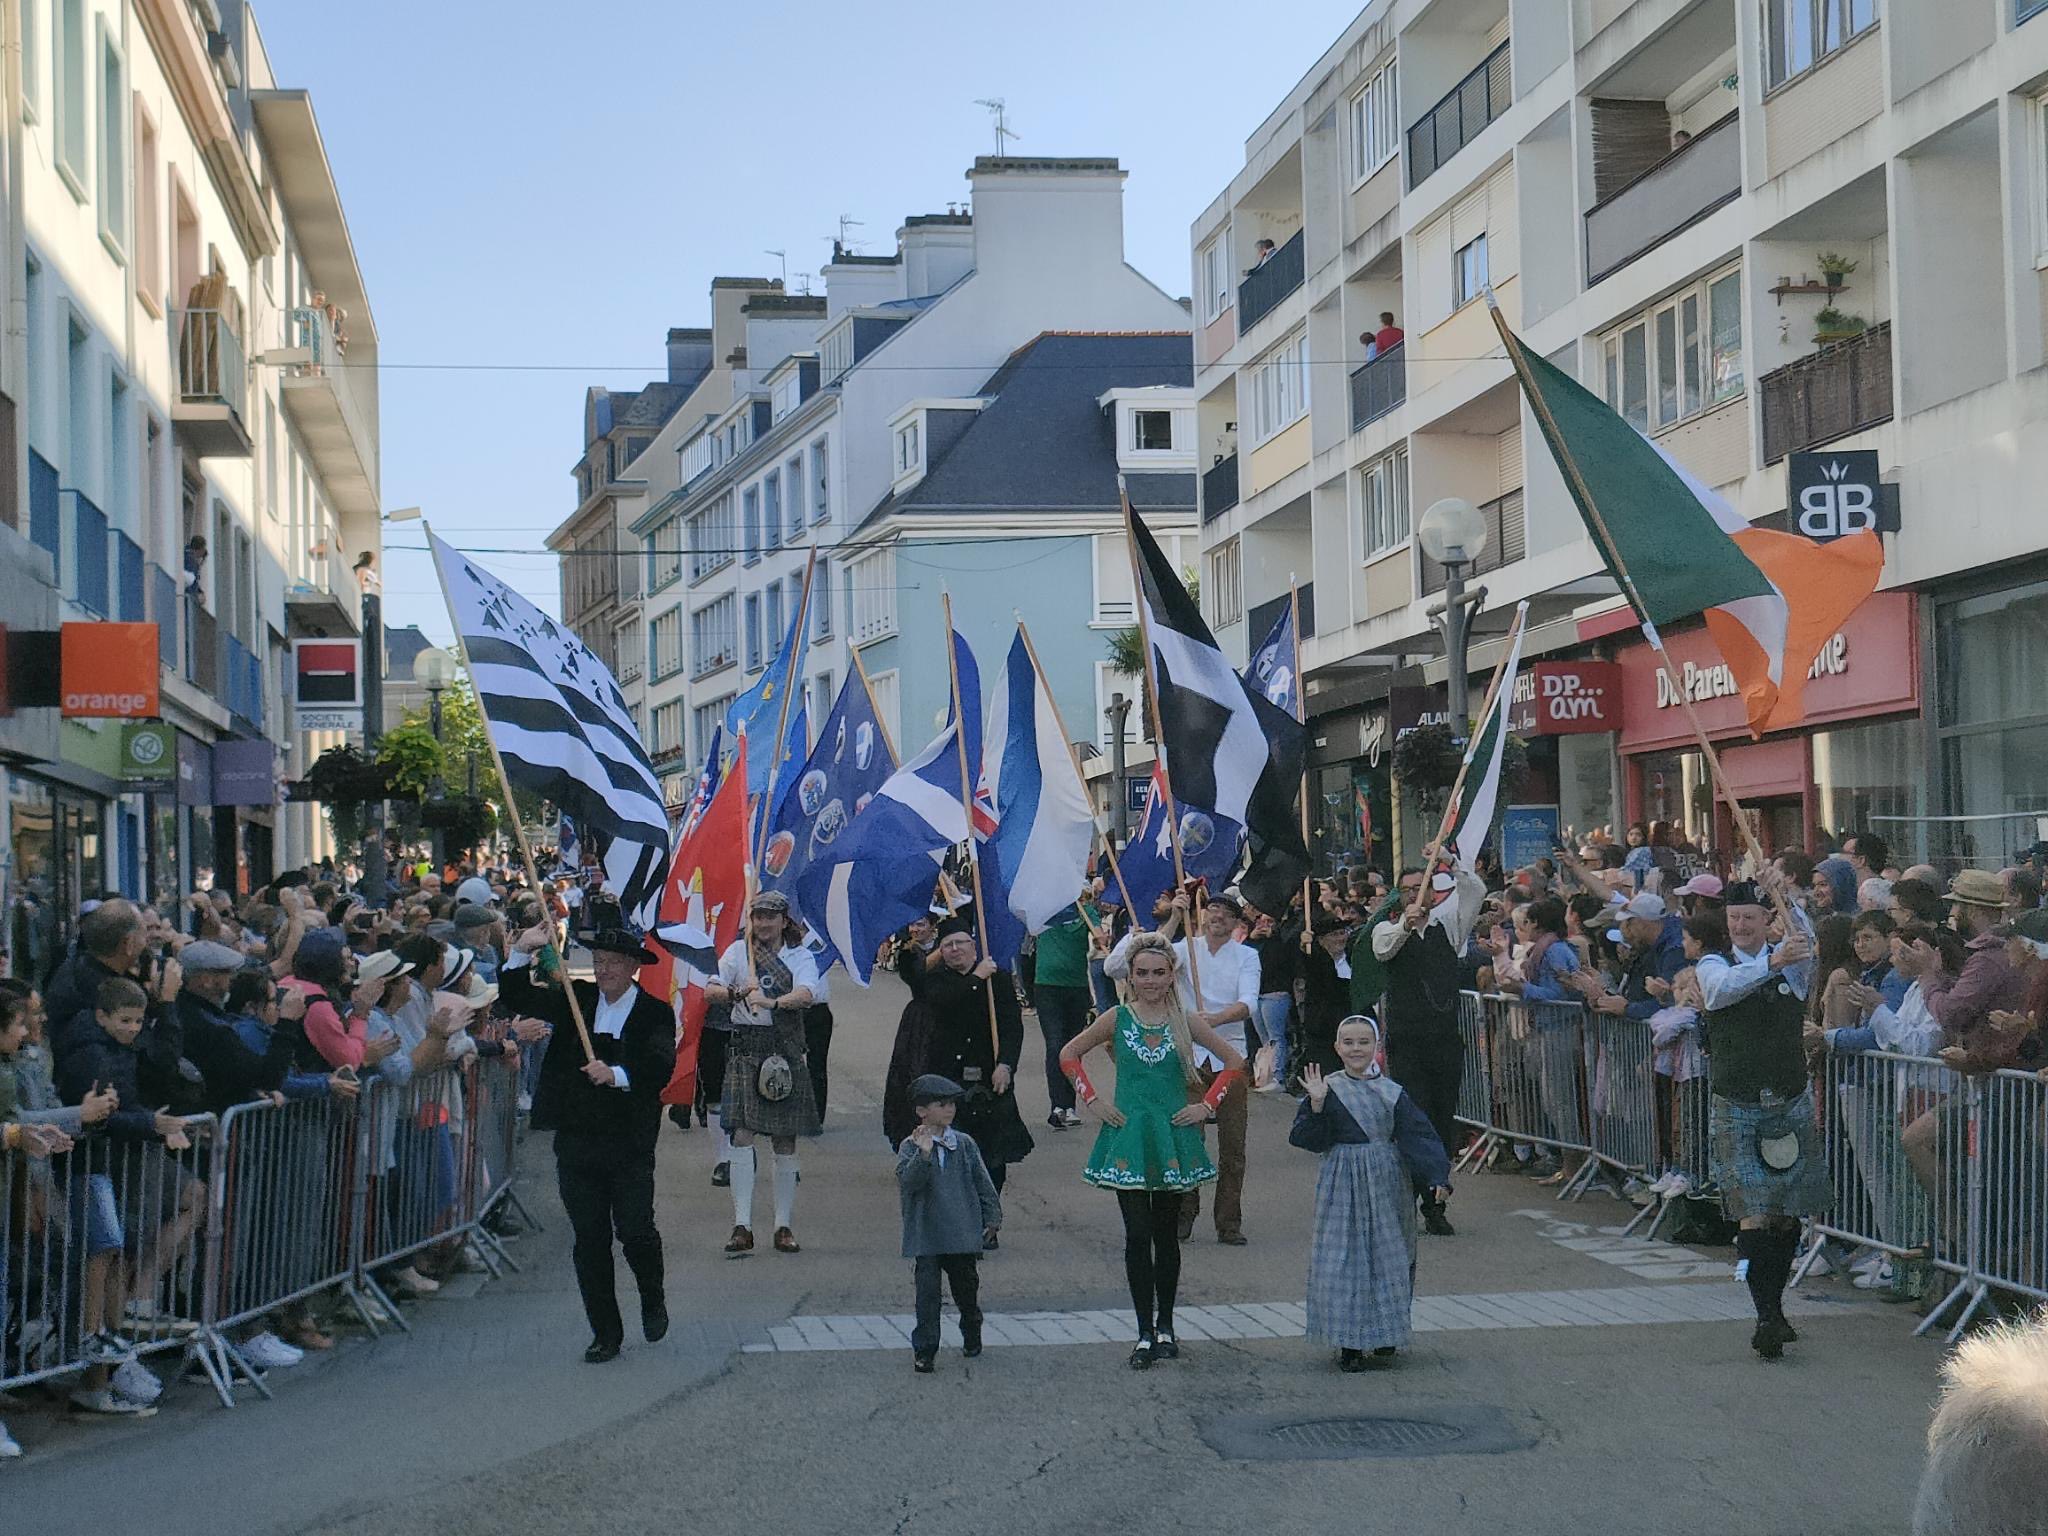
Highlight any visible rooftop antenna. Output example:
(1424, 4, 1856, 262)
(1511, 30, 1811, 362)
(973, 97, 1020, 156)
(765, 248, 787, 286)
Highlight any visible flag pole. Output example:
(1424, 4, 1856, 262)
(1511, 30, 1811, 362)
(1288, 575, 1314, 954)
(1013, 614, 1137, 918)
(753, 544, 819, 872)
(848, 641, 902, 770)
(1119, 485, 1203, 995)
(1486, 303, 1788, 913)
(423, 525, 595, 1064)
(1427, 601, 1530, 857)
(941, 591, 1002, 1062)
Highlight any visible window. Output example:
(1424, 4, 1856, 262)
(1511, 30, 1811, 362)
(691, 695, 734, 761)
(850, 547, 898, 643)
(96, 22, 126, 259)
(680, 430, 713, 484)
(811, 556, 832, 640)
(764, 579, 785, 654)
(691, 594, 737, 678)
(1134, 410, 1174, 452)
(865, 667, 901, 752)
(1349, 58, 1399, 183)
(649, 516, 682, 590)
(811, 670, 835, 727)
(649, 701, 683, 758)
(1453, 234, 1490, 309)
(688, 493, 734, 582)
(262, 396, 277, 521)
(762, 472, 782, 551)
(23, 0, 39, 121)
(895, 420, 921, 478)
(1600, 266, 1743, 433)
(624, 435, 652, 466)
(108, 373, 132, 520)
(55, 0, 87, 199)
(1199, 238, 1231, 323)
(742, 487, 760, 564)
(649, 607, 682, 680)
(1360, 445, 1410, 557)
(1206, 540, 1243, 627)
(1247, 330, 1310, 444)
(810, 438, 830, 523)
(785, 457, 805, 541)
(1093, 529, 1196, 624)
(821, 320, 853, 384)
(744, 592, 763, 671)
(1766, 0, 1878, 88)
(134, 106, 159, 310)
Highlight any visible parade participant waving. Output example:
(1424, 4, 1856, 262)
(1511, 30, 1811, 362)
(1060, 932, 1244, 1369)
(1290, 1014, 1450, 1373)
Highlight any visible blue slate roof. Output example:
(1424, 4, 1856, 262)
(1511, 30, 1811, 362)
(855, 332, 1193, 530)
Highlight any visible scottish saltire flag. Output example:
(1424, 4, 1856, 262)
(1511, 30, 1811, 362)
(429, 533, 665, 926)
(725, 567, 813, 801)
(767, 674, 897, 970)
(797, 630, 981, 985)
(977, 630, 1093, 969)
(1101, 762, 1241, 922)
(1244, 601, 1298, 719)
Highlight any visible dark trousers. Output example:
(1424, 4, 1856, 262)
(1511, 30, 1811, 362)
(1178, 1064, 1247, 1239)
(804, 1005, 834, 1121)
(1035, 984, 1093, 1110)
(911, 1253, 982, 1357)
(555, 1134, 663, 1346)
(1385, 1031, 1464, 1209)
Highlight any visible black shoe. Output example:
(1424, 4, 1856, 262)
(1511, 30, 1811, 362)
(1129, 1336, 1155, 1371)
(583, 1338, 621, 1364)
(1151, 1330, 1179, 1360)
(1750, 1320, 1787, 1361)
(1367, 1346, 1398, 1370)
(913, 1353, 936, 1374)
(983, 1231, 1000, 1251)
(1047, 1111, 1068, 1130)
(667, 1105, 693, 1131)
(642, 1298, 669, 1344)
(1217, 1232, 1248, 1247)
(711, 1162, 730, 1188)
(1424, 1209, 1456, 1237)
(962, 1333, 982, 1359)
(1339, 1348, 1366, 1373)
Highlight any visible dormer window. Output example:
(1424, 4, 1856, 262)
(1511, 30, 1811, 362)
(895, 420, 921, 478)
(1134, 410, 1174, 452)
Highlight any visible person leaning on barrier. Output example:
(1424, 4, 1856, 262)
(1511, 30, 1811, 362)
(1911, 1312, 2048, 1536)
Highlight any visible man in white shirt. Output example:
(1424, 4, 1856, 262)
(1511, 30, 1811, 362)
(1106, 889, 1260, 1244)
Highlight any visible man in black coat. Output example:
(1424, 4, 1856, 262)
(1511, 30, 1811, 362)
(500, 924, 675, 1363)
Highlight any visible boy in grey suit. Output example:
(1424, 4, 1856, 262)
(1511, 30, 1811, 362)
(897, 1074, 1002, 1372)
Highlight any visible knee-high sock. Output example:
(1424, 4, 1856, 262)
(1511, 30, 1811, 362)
(1738, 1228, 1788, 1322)
(712, 1111, 732, 1165)
(773, 1154, 798, 1230)
(729, 1145, 757, 1230)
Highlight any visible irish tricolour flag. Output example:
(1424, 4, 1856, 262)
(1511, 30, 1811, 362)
(1502, 327, 1882, 737)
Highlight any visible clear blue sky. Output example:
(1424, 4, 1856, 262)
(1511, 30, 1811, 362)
(258, 0, 1363, 642)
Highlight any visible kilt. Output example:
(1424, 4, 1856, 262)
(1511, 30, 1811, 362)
(722, 1012, 822, 1141)
(1710, 1088, 1829, 1222)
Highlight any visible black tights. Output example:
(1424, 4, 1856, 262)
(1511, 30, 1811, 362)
(1738, 1221, 1799, 1322)
(1116, 1190, 1183, 1338)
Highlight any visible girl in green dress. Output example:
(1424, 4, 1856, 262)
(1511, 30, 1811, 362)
(1060, 932, 1245, 1368)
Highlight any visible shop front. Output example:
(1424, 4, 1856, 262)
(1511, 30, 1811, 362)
(1928, 564, 2048, 870)
(1612, 589, 1922, 866)
(1305, 703, 1390, 877)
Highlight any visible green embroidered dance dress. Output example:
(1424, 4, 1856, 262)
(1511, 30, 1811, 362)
(1081, 1005, 1217, 1192)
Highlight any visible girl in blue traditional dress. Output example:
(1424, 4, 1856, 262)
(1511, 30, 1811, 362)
(1290, 1013, 1451, 1372)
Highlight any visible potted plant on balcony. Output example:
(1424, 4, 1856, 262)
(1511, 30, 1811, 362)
(1816, 252, 1858, 293)
(1812, 308, 1868, 345)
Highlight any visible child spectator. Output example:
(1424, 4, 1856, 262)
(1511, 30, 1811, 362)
(895, 1073, 1001, 1374)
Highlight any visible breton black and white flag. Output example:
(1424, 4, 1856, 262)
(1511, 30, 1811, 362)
(1125, 501, 1308, 914)
(429, 532, 667, 928)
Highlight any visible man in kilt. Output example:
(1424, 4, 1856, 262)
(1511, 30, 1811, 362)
(703, 892, 819, 1256)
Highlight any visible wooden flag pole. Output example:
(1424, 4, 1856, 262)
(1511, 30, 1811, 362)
(1013, 614, 1137, 918)
(941, 592, 1002, 1062)
(1486, 303, 1790, 919)
(848, 641, 902, 770)
(1288, 575, 1314, 954)
(423, 524, 595, 1064)
(1119, 483, 1202, 998)
(753, 544, 819, 873)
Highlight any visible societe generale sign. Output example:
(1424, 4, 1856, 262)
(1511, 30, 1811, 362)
(60, 622, 160, 719)
(1506, 661, 1621, 736)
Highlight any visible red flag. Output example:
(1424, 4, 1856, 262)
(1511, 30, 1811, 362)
(646, 739, 750, 1107)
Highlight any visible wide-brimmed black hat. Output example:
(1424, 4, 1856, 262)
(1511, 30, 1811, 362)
(588, 926, 655, 964)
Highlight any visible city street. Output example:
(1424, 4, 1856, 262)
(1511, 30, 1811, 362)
(8, 973, 1943, 1536)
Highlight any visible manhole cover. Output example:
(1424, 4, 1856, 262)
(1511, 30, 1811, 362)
(1202, 1405, 1532, 1461)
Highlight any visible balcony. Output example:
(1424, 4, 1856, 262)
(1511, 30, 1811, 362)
(187, 601, 221, 696)
(151, 564, 179, 670)
(28, 451, 58, 563)
(1408, 39, 1511, 190)
(68, 492, 109, 617)
(1247, 582, 1314, 644)
(1201, 454, 1240, 523)
(1349, 344, 1407, 431)
(173, 308, 254, 457)
(286, 520, 363, 637)
(278, 305, 379, 519)
(115, 532, 145, 622)
(222, 633, 264, 730)
(1420, 488, 1524, 594)
(1237, 230, 1305, 334)
(1760, 322, 1893, 465)
(1585, 113, 1740, 285)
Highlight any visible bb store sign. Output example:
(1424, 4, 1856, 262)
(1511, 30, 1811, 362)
(1786, 449, 1900, 542)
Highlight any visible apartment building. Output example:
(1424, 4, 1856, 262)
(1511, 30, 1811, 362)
(625, 159, 1191, 805)
(1, 0, 380, 938)
(1194, 0, 2048, 874)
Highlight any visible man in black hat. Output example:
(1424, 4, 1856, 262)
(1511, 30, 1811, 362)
(501, 923, 674, 1363)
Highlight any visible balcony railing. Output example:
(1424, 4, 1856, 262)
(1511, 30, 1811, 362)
(1237, 230, 1305, 334)
(1202, 454, 1240, 523)
(1420, 489, 1525, 594)
(28, 451, 58, 563)
(1247, 582, 1314, 645)
(1408, 39, 1512, 190)
(1349, 343, 1407, 431)
(115, 531, 145, 621)
(187, 602, 221, 696)
(151, 564, 179, 670)
(1760, 322, 1893, 465)
(1585, 113, 1740, 285)
(68, 492, 109, 616)
(223, 632, 264, 728)
(177, 308, 247, 417)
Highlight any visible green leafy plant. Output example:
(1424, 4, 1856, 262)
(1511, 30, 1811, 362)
(1813, 308, 1867, 339)
(1391, 721, 1529, 830)
(1816, 251, 1858, 284)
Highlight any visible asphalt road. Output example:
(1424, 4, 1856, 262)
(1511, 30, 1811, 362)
(6, 973, 1947, 1535)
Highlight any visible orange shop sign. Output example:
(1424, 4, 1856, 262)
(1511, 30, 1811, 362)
(60, 622, 160, 718)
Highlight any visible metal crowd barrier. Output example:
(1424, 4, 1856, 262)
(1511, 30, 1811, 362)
(2, 1056, 529, 1410)
(1452, 994, 1599, 1185)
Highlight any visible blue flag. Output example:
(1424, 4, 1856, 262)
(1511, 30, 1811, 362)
(1103, 762, 1242, 922)
(753, 702, 809, 854)
(725, 564, 813, 802)
(1244, 600, 1299, 720)
(797, 629, 981, 985)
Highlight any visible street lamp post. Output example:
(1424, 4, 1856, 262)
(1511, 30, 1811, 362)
(1106, 692, 1133, 844)
(413, 645, 459, 871)
(1418, 497, 1491, 735)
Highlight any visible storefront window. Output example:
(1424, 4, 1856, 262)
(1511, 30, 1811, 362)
(1638, 750, 1713, 852)
(187, 806, 216, 893)
(1813, 716, 1926, 858)
(1938, 724, 2048, 871)
(1935, 580, 2048, 870)
(6, 775, 105, 983)
(1937, 579, 2048, 729)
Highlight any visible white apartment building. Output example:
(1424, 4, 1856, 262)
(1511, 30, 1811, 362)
(1195, 0, 2048, 875)
(627, 158, 1191, 804)
(0, 0, 379, 935)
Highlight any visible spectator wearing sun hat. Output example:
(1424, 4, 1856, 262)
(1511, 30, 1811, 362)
(1922, 871, 2028, 1071)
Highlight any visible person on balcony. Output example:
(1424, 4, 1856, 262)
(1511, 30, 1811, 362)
(1249, 239, 1276, 271)
(1373, 312, 1404, 355)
